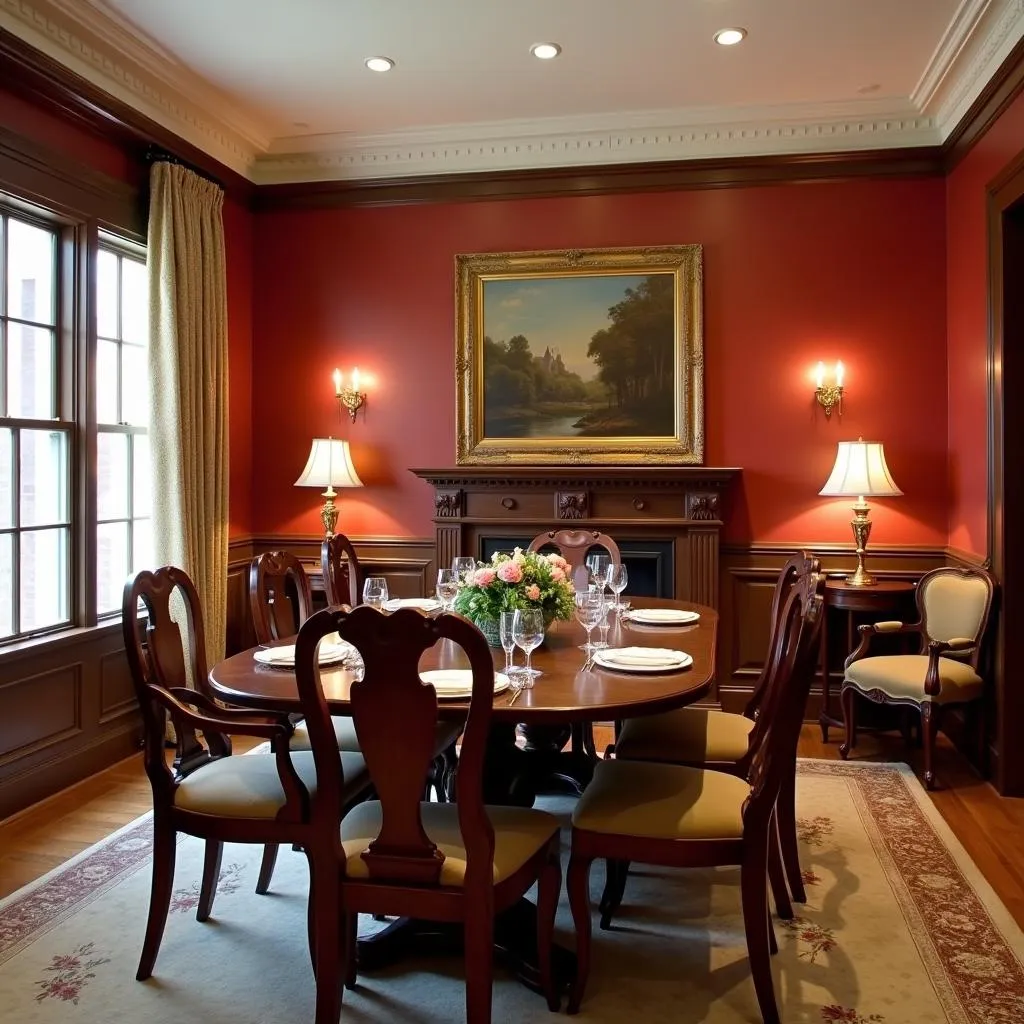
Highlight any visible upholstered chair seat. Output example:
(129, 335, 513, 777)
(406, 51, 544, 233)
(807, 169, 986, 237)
(340, 801, 560, 886)
(572, 760, 749, 841)
(175, 750, 367, 818)
(614, 707, 754, 765)
(844, 654, 982, 703)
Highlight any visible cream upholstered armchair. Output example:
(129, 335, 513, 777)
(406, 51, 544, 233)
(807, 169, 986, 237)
(839, 566, 995, 789)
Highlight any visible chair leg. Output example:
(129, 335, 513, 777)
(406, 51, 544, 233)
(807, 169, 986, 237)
(196, 839, 223, 922)
(740, 842, 781, 1024)
(767, 815, 793, 921)
(463, 903, 494, 1024)
(776, 763, 806, 903)
(599, 859, 629, 930)
(838, 686, 858, 760)
(344, 911, 358, 990)
(309, 863, 343, 1024)
(256, 843, 280, 895)
(566, 854, 593, 1015)
(536, 846, 562, 1011)
(136, 818, 176, 981)
(921, 702, 941, 791)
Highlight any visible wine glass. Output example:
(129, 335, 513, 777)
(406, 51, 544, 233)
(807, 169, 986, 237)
(499, 610, 520, 682)
(512, 608, 545, 687)
(608, 563, 629, 613)
(452, 556, 476, 583)
(586, 552, 611, 595)
(436, 569, 459, 612)
(362, 577, 389, 610)
(574, 590, 603, 658)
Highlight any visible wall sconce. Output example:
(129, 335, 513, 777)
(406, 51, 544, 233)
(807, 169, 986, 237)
(814, 361, 845, 419)
(333, 367, 366, 422)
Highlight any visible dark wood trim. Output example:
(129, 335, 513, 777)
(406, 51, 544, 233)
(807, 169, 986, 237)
(944, 34, 1024, 171)
(0, 28, 253, 205)
(254, 148, 944, 210)
(986, 154, 1024, 795)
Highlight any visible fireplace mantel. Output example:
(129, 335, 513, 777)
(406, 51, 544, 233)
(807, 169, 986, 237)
(411, 466, 740, 609)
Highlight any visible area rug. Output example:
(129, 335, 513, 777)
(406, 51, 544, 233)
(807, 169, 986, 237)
(1, 760, 1022, 1023)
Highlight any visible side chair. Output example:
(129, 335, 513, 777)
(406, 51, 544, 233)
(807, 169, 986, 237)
(840, 565, 996, 789)
(613, 550, 821, 905)
(321, 532, 363, 606)
(294, 605, 563, 1024)
(122, 565, 370, 983)
(566, 569, 825, 1023)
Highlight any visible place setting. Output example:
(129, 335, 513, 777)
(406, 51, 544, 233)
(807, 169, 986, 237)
(590, 646, 694, 673)
(253, 633, 361, 670)
(623, 607, 701, 627)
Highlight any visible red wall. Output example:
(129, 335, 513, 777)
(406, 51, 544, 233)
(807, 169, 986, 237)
(946, 90, 1024, 560)
(252, 178, 949, 546)
(0, 87, 255, 540)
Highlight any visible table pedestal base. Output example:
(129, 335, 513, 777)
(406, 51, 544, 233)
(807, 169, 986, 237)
(356, 898, 576, 995)
(481, 723, 595, 806)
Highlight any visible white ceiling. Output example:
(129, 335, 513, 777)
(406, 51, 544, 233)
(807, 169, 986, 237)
(1, 0, 1022, 183)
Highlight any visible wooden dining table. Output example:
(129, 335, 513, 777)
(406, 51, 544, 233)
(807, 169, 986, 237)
(207, 596, 717, 992)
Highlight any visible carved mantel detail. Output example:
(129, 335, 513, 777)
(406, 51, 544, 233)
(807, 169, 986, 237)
(687, 493, 720, 521)
(435, 490, 462, 518)
(556, 492, 588, 520)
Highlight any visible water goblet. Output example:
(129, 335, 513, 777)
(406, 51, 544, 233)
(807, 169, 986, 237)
(512, 608, 545, 688)
(436, 569, 459, 612)
(586, 552, 611, 591)
(574, 590, 603, 658)
(362, 577, 388, 610)
(452, 556, 476, 583)
(499, 610, 520, 683)
(608, 563, 629, 613)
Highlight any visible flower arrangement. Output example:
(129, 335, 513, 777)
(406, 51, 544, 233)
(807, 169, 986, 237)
(454, 548, 576, 627)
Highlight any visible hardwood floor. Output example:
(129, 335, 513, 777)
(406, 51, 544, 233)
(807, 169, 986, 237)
(2, 727, 1023, 932)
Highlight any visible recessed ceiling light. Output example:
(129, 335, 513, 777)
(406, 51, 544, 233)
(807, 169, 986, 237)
(714, 28, 747, 46)
(365, 56, 395, 73)
(530, 42, 562, 60)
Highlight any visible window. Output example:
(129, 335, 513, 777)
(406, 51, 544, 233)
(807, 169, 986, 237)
(0, 213, 69, 638)
(96, 241, 150, 616)
(0, 199, 149, 642)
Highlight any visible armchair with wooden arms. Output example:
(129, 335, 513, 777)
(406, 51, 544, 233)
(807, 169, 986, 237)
(839, 565, 996, 790)
(294, 605, 562, 1024)
(122, 565, 371, 983)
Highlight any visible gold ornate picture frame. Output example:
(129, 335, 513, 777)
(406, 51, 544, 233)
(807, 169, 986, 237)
(455, 244, 703, 465)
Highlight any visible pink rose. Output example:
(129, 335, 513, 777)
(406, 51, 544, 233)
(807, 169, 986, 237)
(547, 554, 569, 570)
(550, 566, 566, 583)
(472, 567, 497, 586)
(497, 561, 523, 584)
(526, 584, 541, 601)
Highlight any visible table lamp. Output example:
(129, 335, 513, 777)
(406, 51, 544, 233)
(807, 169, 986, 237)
(294, 437, 363, 538)
(819, 438, 903, 587)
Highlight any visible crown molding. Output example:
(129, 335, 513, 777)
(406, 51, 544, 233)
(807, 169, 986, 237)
(0, 0, 1020, 185)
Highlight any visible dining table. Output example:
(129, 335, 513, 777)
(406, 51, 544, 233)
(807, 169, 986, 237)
(207, 596, 718, 993)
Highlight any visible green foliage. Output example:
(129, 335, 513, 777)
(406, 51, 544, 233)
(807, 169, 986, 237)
(483, 335, 588, 411)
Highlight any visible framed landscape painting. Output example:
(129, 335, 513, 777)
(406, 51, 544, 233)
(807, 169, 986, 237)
(455, 245, 703, 465)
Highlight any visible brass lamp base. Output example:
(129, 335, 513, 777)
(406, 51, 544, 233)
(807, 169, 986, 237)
(844, 498, 876, 586)
(320, 489, 339, 539)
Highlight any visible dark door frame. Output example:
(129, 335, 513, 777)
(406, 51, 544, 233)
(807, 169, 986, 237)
(986, 153, 1024, 795)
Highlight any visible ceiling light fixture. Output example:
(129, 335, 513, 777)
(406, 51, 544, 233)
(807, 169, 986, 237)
(365, 56, 395, 72)
(530, 42, 562, 60)
(713, 28, 747, 46)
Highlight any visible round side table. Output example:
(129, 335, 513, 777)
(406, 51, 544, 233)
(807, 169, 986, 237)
(819, 577, 918, 741)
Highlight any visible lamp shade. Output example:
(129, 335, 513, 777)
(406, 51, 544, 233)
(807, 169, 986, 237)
(819, 440, 902, 498)
(294, 438, 363, 491)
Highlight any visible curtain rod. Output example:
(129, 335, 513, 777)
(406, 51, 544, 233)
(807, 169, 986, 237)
(144, 145, 224, 189)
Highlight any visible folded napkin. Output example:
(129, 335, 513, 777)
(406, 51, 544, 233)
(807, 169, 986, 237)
(600, 647, 688, 667)
(384, 598, 441, 612)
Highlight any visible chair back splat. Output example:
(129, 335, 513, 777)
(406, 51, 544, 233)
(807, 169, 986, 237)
(294, 607, 496, 885)
(917, 567, 995, 666)
(123, 566, 224, 786)
(321, 532, 363, 606)
(526, 529, 621, 572)
(249, 550, 312, 644)
(742, 570, 825, 830)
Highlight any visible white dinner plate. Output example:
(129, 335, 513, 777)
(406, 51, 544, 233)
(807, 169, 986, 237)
(384, 597, 442, 612)
(626, 608, 701, 626)
(592, 647, 693, 673)
(419, 669, 511, 700)
(252, 643, 354, 668)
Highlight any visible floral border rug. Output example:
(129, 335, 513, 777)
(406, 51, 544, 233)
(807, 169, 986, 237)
(1, 759, 1022, 1022)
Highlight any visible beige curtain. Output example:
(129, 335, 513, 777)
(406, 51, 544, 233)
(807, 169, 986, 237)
(147, 161, 229, 670)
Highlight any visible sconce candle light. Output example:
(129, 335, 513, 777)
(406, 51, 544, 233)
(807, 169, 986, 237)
(815, 360, 845, 419)
(334, 367, 366, 422)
